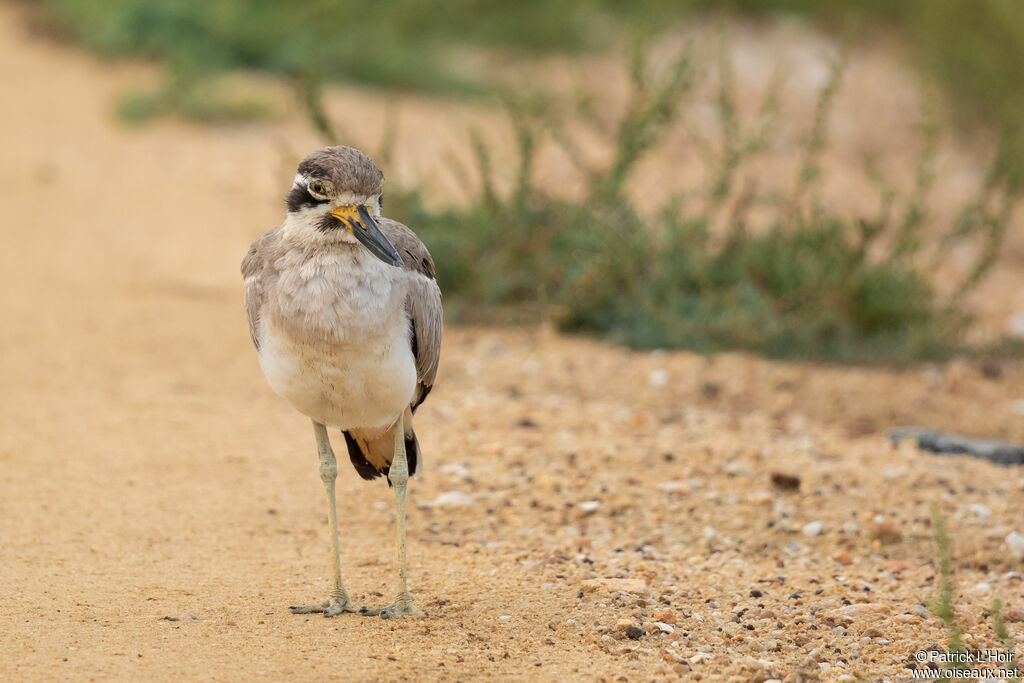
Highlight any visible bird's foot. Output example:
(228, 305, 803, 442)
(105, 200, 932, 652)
(360, 591, 424, 619)
(289, 594, 360, 617)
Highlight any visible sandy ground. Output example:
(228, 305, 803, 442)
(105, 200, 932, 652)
(2, 4, 1024, 681)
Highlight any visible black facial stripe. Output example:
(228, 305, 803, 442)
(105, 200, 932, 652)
(286, 184, 327, 213)
(315, 214, 345, 233)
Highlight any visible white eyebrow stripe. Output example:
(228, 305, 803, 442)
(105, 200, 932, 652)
(293, 173, 305, 187)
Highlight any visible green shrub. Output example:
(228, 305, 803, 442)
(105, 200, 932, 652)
(376, 48, 1016, 362)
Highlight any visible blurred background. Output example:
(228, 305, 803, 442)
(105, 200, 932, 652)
(2, 1, 1023, 679)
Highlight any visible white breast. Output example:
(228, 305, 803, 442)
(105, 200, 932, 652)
(258, 246, 417, 430)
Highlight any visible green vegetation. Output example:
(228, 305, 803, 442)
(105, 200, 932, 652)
(714, 0, 1024, 193)
(38, 0, 1024, 163)
(989, 598, 1022, 683)
(929, 510, 969, 679)
(928, 512, 1022, 683)
(376, 48, 1013, 361)
(37, 1, 1023, 361)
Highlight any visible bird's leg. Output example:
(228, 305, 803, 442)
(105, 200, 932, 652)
(290, 420, 359, 617)
(362, 412, 422, 618)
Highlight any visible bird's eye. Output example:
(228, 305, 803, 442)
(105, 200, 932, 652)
(308, 181, 327, 196)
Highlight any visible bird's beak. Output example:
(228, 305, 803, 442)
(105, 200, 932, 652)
(329, 205, 404, 267)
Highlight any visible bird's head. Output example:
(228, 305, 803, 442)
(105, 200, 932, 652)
(285, 145, 403, 267)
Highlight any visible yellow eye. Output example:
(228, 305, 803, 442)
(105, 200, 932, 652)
(308, 181, 327, 196)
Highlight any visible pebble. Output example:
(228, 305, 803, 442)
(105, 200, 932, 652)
(1006, 531, 1024, 560)
(870, 521, 903, 545)
(653, 609, 676, 624)
(651, 621, 675, 634)
(770, 472, 801, 491)
(831, 550, 853, 565)
(499, 615, 512, 620)
(1006, 312, 1024, 338)
(1005, 608, 1024, 623)
(625, 625, 644, 640)
(973, 581, 992, 594)
(578, 500, 601, 513)
(427, 491, 475, 507)
(802, 521, 824, 536)
(647, 369, 669, 387)
(725, 460, 754, 477)
(580, 578, 648, 595)
(967, 503, 991, 518)
(438, 464, 470, 479)
(826, 604, 888, 622)
(658, 478, 703, 493)
(911, 604, 931, 618)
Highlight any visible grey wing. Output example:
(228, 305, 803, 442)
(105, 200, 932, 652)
(380, 218, 443, 410)
(241, 225, 283, 351)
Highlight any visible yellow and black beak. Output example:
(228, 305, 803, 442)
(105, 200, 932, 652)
(329, 205, 404, 268)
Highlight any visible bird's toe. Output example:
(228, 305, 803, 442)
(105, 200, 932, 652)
(361, 591, 424, 618)
(289, 596, 359, 617)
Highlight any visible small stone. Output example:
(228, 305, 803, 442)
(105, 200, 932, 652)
(580, 578, 648, 595)
(647, 369, 669, 387)
(862, 628, 882, 638)
(832, 550, 853, 565)
(725, 460, 754, 477)
(159, 613, 198, 622)
(499, 615, 512, 620)
(802, 521, 824, 536)
(967, 503, 991, 518)
(616, 618, 635, 630)
(427, 491, 475, 507)
(651, 621, 675, 634)
(689, 652, 710, 664)
(770, 472, 801, 491)
(911, 604, 931, 618)
(578, 500, 600, 513)
(1004, 608, 1024, 623)
(870, 522, 902, 545)
(1006, 531, 1024, 560)
(1006, 312, 1024, 338)
(652, 609, 676, 624)
(973, 581, 992, 594)
(625, 625, 644, 640)
(825, 604, 889, 623)
(658, 478, 703, 493)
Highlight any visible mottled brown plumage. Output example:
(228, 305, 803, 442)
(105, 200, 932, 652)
(298, 146, 384, 199)
(240, 145, 442, 618)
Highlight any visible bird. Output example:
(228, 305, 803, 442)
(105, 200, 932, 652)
(241, 145, 442, 618)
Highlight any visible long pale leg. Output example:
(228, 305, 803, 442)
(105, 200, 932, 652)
(290, 420, 359, 617)
(363, 412, 421, 618)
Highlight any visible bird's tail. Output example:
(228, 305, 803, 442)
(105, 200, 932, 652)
(341, 409, 420, 483)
